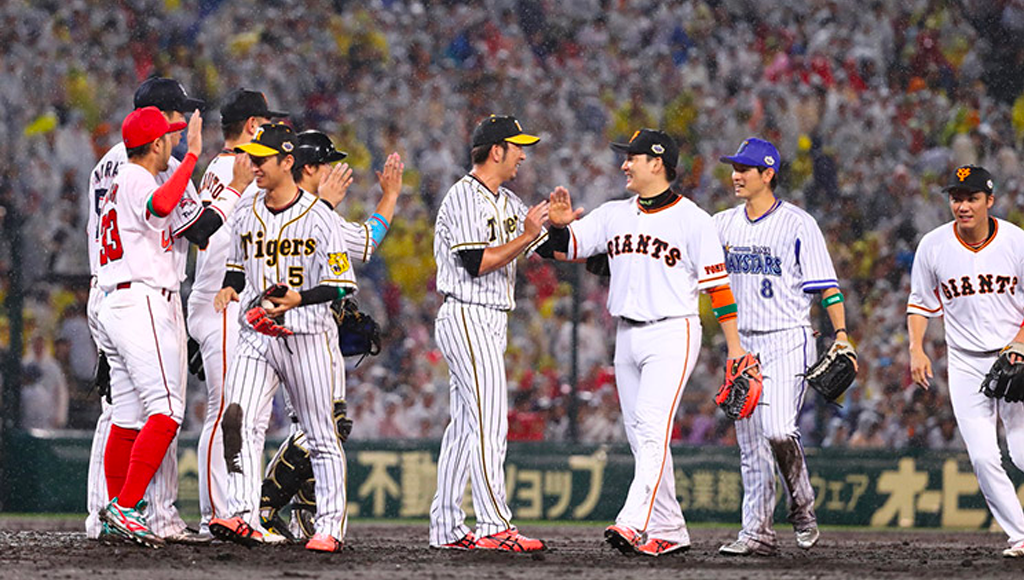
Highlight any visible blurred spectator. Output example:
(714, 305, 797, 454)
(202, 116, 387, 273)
(20, 333, 68, 429)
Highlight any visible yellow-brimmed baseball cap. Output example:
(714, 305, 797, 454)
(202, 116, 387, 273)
(471, 115, 540, 148)
(235, 122, 296, 157)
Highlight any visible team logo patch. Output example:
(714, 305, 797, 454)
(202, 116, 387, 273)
(987, 179, 994, 189)
(957, 167, 971, 181)
(652, 144, 665, 154)
(328, 252, 351, 276)
(764, 156, 775, 166)
(254, 127, 265, 141)
(282, 142, 294, 152)
(629, 130, 641, 143)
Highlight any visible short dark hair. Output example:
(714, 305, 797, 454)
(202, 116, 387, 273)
(126, 141, 155, 159)
(471, 141, 508, 166)
(222, 118, 247, 141)
(665, 165, 677, 183)
(290, 160, 320, 183)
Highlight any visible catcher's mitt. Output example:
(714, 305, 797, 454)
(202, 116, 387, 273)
(805, 339, 857, 402)
(334, 399, 353, 442)
(715, 352, 763, 420)
(981, 342, 1024, 403)
(330, 299, 381, 362)
(245, 283, 294, 338)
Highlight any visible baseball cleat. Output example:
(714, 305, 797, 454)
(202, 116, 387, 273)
(209, 516, 285, 547)
(604, 524, 643, 555)
(433, 532, 477, 550)
(100, 498, 165, 549)
(476, 528, 546, 552)
(164, 527, 214, 545)
(635, 537, 689, 557)
(306, 533, 343, 553)
(1003, 539, 1024, 558)
(795, 527, 820, 549)
(718, 538, 776, 556)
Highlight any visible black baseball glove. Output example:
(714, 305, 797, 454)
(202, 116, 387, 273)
(981, 342, 1024, 403)
(805, 339, 857, 402)
(334, 399, 353, 442)
(330, 299, 381, 362)
(715, 353, 763, 420)
(187, 337, 205, 381)
(94, 351, 112, 404)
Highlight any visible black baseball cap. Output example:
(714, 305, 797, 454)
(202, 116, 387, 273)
(235, 123, 296, 157)
(471, 115, 540, 148)
(942, 165, 994, 195)
(220, 88, 289, 124)
(295, 130, 347, 167)
(610, 129, 679, 171)
(134, 77, 205, 113)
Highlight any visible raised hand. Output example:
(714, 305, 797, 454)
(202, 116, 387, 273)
(320, 162, 354, 206)
(523, 201, 550, 238)
(548, 186, 583, 226)
(376, 152, 404, 200)
(230, 152, 255, 192)
(186, 109, 202, 157)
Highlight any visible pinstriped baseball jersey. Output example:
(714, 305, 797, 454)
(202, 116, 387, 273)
(714, 201, 838, 333)
(225, 189, 358, 333)
(192, 153, 258, 296)
(333, 215, 379, 263)
(565, 194, 727, 320)
(908, 218, 1024, 352)
(95, 163, 202, 291)
(434, 174, 548, 310)
(87, 143, 199, 277)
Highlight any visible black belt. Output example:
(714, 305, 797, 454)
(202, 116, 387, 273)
(115, 282, 174, 301)
(620, 316, 667, 326)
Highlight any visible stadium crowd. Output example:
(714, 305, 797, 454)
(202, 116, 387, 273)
(3, 0, 1024, 452)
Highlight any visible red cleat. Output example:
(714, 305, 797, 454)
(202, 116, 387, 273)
(476, 528, 546, 552)
(604, 524, 643, 554)
(433, 532, 476, 550)
(636, 537, 689, 556)
(306, 533, 343, 553)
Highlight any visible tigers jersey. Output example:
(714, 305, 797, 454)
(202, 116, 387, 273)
(714, 201, 838, 333)
(87, 143, 199, 276)
(908, 218, 1024, 352)
(225, 188, 358, 334)
(95, 163, 202, 291)
(565, 194, 727, 321)
(192, 153, 258, 296)
(434, 174, 548, 310)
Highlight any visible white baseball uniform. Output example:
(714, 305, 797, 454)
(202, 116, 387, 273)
(908, 218, 1024, 545)
(222, 188, 357, 541)
(188, 152, 255, 534)
(430, 174, 549, 546)
(84, 143, 193, 538)
(715, 199, 838, 547)
(563, 191, 726, 545)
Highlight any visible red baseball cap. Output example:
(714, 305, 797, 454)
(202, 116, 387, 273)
(122, 106, 187, 148)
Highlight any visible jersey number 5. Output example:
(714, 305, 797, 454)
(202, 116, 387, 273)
(99, 208, 124, 265)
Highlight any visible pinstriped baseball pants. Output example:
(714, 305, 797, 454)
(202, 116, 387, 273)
(735, 326, 817, 547)
(224, 327, 348, 540)
(613, 316, 700, 544)
(430, 300, 514, 545)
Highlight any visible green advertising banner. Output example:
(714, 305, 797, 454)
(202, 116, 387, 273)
(5, 431, 1023, 531)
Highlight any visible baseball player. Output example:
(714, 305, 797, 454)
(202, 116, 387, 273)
(93, 105, 204, 548)
(258, 131, 404, 539)
(908, 165, 1024, 558)
(208, 123, 357, 553)
(714, 138, 853, 556)
(430, 115, 570, 552)
(84, 78, 205, 543)
(188, 88, 286, 539)
(548, 128, 748, 557)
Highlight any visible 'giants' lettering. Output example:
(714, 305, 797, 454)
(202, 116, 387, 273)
(940, 274, 1017, 300)
(605, 233, 682, 267)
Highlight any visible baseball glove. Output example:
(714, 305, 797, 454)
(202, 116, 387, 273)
(245, 283, 294, 338)
(94, 351, 112, 404)
(187, 337, 205, 381)
(334, 399, 353, 442)
(715, 352, 763, 420)
(805, 339, 857, 402)
(330, 299, 381, 361)
(981, 342, 1024, 403)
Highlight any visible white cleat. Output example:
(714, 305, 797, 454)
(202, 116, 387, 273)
(796, 527, 820, 550)
(1003, 539, 1024, 558)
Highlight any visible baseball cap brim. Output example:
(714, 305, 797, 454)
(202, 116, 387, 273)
(720, 154, 765, 167)
(175, 97, 206, 113)
(166, 120, 187, 133)
(325, 150, 348, 162)
(266, 109, 289, 119)
(941, 184, 985, 193)
(609, 142, 633, 154)
(235, 142, 282, 157)
(506, 133, 540, 146)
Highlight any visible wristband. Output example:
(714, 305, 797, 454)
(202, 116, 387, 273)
(821, 293, 844, 308)
(833, 327, 847, 337)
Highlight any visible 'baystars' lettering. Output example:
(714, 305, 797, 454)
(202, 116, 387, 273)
(239, 230, 317, 267)
(606, 233, 682, 267)
(724, 245, 783, 277)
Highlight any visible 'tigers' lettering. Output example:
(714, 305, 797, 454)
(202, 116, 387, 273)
(239, 230, 318, 266)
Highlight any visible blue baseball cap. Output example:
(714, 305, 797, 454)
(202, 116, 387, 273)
(719, 138, 780, 169)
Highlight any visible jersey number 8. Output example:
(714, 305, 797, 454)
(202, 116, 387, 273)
(760, 278, 774, 299)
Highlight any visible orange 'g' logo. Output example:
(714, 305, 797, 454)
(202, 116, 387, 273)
(629, 130, 640, 143)
(957, 167, 971, 182)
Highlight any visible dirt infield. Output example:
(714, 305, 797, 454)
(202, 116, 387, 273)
(1, 517, 1022, 579)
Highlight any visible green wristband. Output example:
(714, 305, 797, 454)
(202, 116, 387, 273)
(712, 303, 738, 319)
(821, 293, 844, 308)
